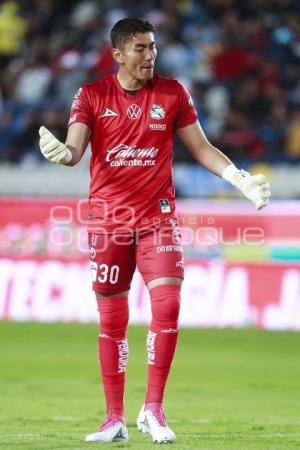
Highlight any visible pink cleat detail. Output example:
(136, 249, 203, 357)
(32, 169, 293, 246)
(137, 404, 176, 443)
(85, 414, 128, 442)
(99, 415, 121, 431)
(145, 404, 166, 427)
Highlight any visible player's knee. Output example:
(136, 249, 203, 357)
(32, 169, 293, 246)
(152, 296, 180, 326)
(100, 313, 129, 338)
(150, 284, 181, 328)
(97, 296, 129, 338)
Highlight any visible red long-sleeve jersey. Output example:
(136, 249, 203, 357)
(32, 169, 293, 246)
(68, 73, 198, 233)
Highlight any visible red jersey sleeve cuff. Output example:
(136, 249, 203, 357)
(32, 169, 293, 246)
(67, 118, 92, 129)
(175, 117, 198, 131)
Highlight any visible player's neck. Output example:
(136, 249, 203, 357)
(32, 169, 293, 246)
(116, 71, 146, 91)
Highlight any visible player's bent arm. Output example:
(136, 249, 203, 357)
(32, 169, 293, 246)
(65, 122, 91, 166)
(39, 122, 91, 166)
(177, 121, 271, 210)
(177, 121, 231, 176)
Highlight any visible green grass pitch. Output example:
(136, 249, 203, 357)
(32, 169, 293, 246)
(0, 322, 300, 449)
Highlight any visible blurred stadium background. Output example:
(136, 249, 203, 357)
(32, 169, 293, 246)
(1, 0, 300, 328)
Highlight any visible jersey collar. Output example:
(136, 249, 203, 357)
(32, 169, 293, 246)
(112, 73, 157, 98)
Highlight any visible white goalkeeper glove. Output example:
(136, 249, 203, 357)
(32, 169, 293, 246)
(39, 126, 72, 164)
(222, 164, 271, 210)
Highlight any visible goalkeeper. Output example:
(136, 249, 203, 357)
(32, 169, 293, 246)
(39, 17, 271, 445)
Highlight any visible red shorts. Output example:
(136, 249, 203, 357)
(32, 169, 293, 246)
(88, 227, 184, 293)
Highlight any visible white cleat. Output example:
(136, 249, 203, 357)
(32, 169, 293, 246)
(137, 405, 176, 443)
(85, 421, 128, 443)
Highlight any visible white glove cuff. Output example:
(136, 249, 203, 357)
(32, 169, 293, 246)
(61, 147, 72, 164)
(222, 164, 249, 190)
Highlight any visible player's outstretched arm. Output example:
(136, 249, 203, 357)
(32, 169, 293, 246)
(39, 122, 91, 166)
(177, 121, 271, 210)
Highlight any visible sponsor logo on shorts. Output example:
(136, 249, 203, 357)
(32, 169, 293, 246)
(173, 230, 181, 244)
(146, 330, 156, 365)
(90, 247, 96, 259)
(89, 261, 97, 282)
(156, 245, 183, 254)
(176, 258, 184, 269)
(90, 234, 98, 246)
(169, 218, 181, 243)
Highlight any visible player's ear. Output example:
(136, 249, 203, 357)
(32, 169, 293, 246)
(112, 48, 124, 64)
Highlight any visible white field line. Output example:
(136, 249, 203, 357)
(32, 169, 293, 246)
(0, 415, 86, 422)
(189, 419, 212, 424)
(52, 416, 86, 421)
(1, 416, 300, 426)
(0, 433, 42, 437)
(1, 431, 300, 439)
(0, 432, 83, 438)
(180, 432, 300, 438)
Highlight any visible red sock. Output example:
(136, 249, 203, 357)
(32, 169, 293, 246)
(97, 296, 129, 420)
(145, 284, 181, 405)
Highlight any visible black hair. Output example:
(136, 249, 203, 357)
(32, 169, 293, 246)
(110, 17, 155, 48)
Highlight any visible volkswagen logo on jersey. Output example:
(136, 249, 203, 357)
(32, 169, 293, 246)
(127, 104, 141, 120)
(150, 104, 165, 120)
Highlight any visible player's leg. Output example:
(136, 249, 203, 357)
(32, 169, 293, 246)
(94, 290, 129, 437)
(145, 276, 182, 407)
(136, 226, 184, 442)
(85, 233, 136, 443)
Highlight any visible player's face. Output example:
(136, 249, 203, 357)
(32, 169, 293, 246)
(117, 32, 157, 82)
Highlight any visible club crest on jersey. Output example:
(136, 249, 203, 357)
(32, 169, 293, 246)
(150, 104, 165, 120)
(127, 104, 141, 120)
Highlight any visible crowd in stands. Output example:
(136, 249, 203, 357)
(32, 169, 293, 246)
(0, 0, 300, 166)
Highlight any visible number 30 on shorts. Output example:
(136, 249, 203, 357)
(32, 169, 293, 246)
(90, 262, 120, 284)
